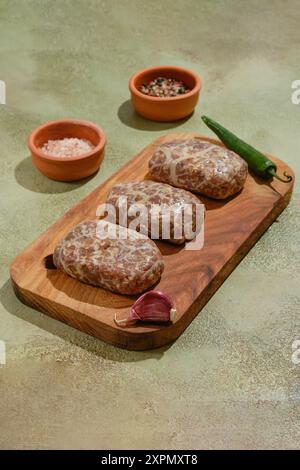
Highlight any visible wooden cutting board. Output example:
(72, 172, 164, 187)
(10, 133, 294, 350)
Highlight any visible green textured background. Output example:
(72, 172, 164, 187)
(0, 0, 299, 449)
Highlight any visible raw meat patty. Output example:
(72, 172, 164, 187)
(53, 220, 164, 295)
(106, 181, 204, 244)
(148, 139, 248, 199)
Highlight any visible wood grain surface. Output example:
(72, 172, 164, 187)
(10, 134, 295, 350)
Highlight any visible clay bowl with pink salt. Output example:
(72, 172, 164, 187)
(28, 119, 106, 181)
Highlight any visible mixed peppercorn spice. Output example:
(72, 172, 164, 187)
(139, 77, 190, 97)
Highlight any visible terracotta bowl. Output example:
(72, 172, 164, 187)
(28, 119, 106, 182)
(129, 65, 202, 122)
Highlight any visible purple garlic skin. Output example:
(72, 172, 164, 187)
(114, 290, 176, 327)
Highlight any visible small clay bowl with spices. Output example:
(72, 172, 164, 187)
(28, 119, 106, 182)
(129, 65, 202, 122)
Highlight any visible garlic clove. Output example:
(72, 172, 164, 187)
(114, 290, 176, 328)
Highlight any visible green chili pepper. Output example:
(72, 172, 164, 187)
(201, 115, 293, 183)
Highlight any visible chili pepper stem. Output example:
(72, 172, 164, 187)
(268, 168, 293, 183)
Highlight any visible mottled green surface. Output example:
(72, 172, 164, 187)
(0, 0, 299, 449)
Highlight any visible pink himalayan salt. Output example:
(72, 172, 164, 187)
(40, 138, 94, 158)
